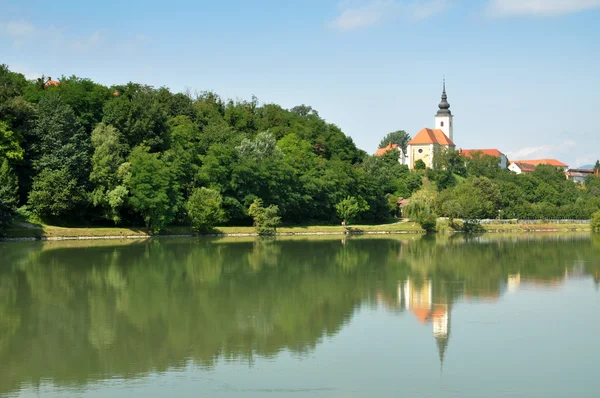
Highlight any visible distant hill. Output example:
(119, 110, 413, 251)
(578, 164, 595, 170)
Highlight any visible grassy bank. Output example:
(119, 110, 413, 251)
(4, 220, 425, 240)
(436, 219, 592, 233)
(4, 220, 592, 241)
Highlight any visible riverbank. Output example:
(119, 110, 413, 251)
(2, 221, 425, 241)
(2, 220, 592, 241)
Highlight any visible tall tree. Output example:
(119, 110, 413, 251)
(31, 93, 91, 182)
(102, 84, 168, 151)
(0, 159, 19, 233)
(127, 146, 180, 232)
(89, 123, 129, 223)
(378, 130, 410, 153)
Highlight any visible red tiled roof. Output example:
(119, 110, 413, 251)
(374, 142, 400, 156)
(44, 78, 59, 87)
(407, 128, 455, 146)
(512, 159, 568, 168)
(461, 149, 504, 158)
(510, 162, 536, 173)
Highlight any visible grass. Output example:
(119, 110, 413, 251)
(5, 219, 591, 241)
(5, 220, 425, 240)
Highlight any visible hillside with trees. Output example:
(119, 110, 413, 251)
(1, 64, 599, 234)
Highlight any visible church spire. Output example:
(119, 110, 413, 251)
(436, 77, 451, 116)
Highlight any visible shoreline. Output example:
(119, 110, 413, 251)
(1, 221, 593, 242)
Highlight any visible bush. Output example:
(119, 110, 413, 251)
(185, 187, 225, 233)
(0, 160, 19, 234)
(335, 196, 369, 226)
(248, 199, 281, 235)
(592, 210, 600, 232)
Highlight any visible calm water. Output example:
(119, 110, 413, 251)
(1, 234, 599, 397)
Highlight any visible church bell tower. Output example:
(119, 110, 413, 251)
(434, 79, 453, 142)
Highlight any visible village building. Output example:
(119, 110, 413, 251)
(460, 149, 509, 169)
(566, 168, 597, 183)
(374, 142, 405, 164)
(44, 77, 59, 88)
(508, 159, 569, 175)
(405, 82, 455, 169)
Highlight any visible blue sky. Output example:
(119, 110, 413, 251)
(1, 0, 599, 167)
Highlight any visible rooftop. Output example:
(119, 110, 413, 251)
(407, 128, 455, 146)
(460, 149, 504, 158)
(374, 142, 401, 156)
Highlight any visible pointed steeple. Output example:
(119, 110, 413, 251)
(436, 77, 451, 116)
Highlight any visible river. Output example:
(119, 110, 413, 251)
(1, 234, 599, 397)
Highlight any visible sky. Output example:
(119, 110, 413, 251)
(1, 0, 599, 167)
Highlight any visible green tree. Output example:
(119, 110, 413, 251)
(592, 210, 600, 231)
(335, 196, 370, 226)
(403, 188, 438, 232)
(127, 146, 180, 232)
(594, 160, 600, 173)
(32, 93, 91, 182)
(0, 159, 19, 233)
(248, 198, 281, 235)
(465, 151, 501, 178)
(414, 159, 426, 170)
(89, 123, 129, 223)
(378, 130, 410, 153)
(28, 168, 86, 220)
(0, 121, 24, 161)
(186, 187, 226, 233)
(102, 84, 168, 150)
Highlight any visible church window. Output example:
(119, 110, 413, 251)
(440, 121, 444, 127)
(418, 149, 423, 154)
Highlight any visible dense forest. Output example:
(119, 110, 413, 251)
(1, 64, 599, 233)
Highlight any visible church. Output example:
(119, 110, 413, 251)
(405, 81, 456, 169)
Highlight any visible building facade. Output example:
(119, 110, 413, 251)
(405, 82, 455, 169)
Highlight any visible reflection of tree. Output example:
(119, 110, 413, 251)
(0, 234, 598, 394)
(0, 237, 405, 394)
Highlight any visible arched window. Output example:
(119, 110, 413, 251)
(440, 121, 444, 127)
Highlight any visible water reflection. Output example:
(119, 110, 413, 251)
(0, 234, 599, 396)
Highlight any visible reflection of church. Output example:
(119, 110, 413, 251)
(399, 280, 451, 366)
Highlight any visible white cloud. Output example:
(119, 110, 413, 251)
(8, 64, 41, 80)
(72, 31, 103, 52)
(328, 0, 449, 32)
(488, 0, 600, 16)
(506, 140, 576, 160)
(4, 20, 36, 37)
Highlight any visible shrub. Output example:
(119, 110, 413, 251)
(185, 187, 225, 233)
(592, 210, 600, 232)
(248, 199, 281, 235)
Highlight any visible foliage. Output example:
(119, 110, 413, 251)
(414, 159, 426, 170)
(0, 160, 19, 233)
(592, 210, 600, 231)
(403, 188, 438, 232)
(31, 93, 92, 183)
(464, 151, 501, 179)
(0, 64, 598, 232)
(0, 121, 24, 161)
(438, 177, 500, 221)
(89, 123, 129, 223)
(186, 187, 226, 232)
(594, 160, 600, 173)
(247, 198, 281, 235)
(28, 168, 86, 221)
(335, 196, 370, 226)
(378, 130, 410, 153)
(127, 146, 179, 232)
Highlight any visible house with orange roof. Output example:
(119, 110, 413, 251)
(460, 149, 509, 169)
(508, 159, 568, 174)
(405, 81, 455, 169)
(374, 142, 405, 163)
(44, 77, 59, 88)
